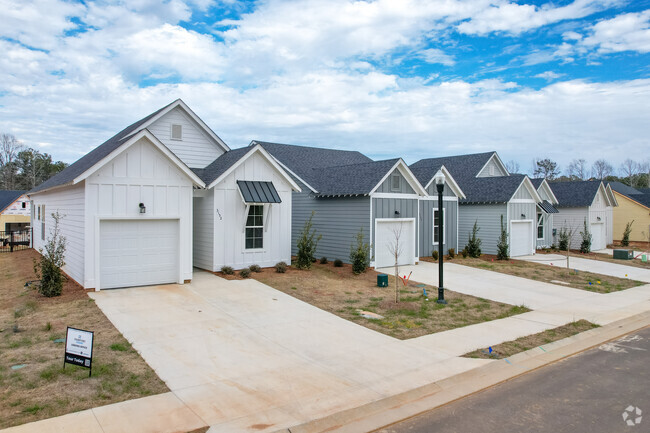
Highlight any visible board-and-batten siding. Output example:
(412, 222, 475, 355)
(211, 151, 293, 270)
(148, 106, 224, 168)
(477, 157, 507, 177)
(419, 199, 458, 256)
(291, 180, 370, 262)
(31, 183, 85, 287)
(535, 185, 554, 248)
(193, 191, 214, 270)
(376, 169, 416, 194)
(589, 188, 612, 245)
(458, 204, 506, 255)
(84, 137, 194, 288)
(426, 182, 456, 197)
(372, 197, 419, 258)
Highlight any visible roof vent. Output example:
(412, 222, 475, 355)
(171, 124, 182, 140)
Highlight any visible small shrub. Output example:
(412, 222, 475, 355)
(334, 259, 343, 267)
(448, 248, 455, 259)
(431, 250, 439, 261)
(466, 220, 482, 258)
(33, 211, 67, 297)
(496, 215, 509, 260)
(558, 227, 569, 251)
(44, 322, 52, 332)
(621, 220, 634, 247)
(320, 257, 328, 264)
(249, 264, 261, 273)
(579, 218, 592, 253)
(275, 261, 287, 273)
(296, 211, 322, 269)
(221, 266, 234, 275)
(350, 228, 371, 275)
(461, 248, 468, 258)
(239, 268, 251, 278)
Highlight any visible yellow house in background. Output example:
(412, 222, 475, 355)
(0, 190, 31, 232)
(608, 182, 650, 243)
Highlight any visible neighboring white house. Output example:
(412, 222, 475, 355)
(530, 178, 560, 249)
(0, 190, 31, 232)
(29, 100, 298, 290)
(549, 180, 618, 250)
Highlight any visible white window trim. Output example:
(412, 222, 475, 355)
(391, 173, 401, 191)
(245, 204, 264, 250)
(170, 123, 183, 141)
(433, 208, 445, 245)
(537, 212, 544, 240)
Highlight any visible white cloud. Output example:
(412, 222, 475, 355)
(417, 48, 455, 66)
(582, 10, 650, 53)
(535, 71, 564, 80)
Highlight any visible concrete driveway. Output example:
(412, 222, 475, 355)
(518, 253, 650, 283)
(89, 271, 488, 433)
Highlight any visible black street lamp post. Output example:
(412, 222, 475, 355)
(434, 173, 446, 304)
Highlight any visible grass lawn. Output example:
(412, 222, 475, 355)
(245, 261, 529, 340)
(0, 249, 168, 429)
(463, 319, 599, 359)
(422, 255, 643, 293)
(562, 249, 650, 270)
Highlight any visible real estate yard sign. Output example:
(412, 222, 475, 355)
(64, 327, 94, 377)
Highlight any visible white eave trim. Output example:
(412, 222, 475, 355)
(73, 129, 206, 188)
(509, 177, 542, 203)
(423, 165, 466, 199)
(207, 144, 302, 192)
(368, 159, 428, 196)
(121, 99, 230, 153)
(604, 183, 618, 207)
(539, 179, 559, 205)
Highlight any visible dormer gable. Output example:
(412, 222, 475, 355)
(477, 153, 509, 178)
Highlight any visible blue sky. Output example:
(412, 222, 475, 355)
(1, 0, 649, 176)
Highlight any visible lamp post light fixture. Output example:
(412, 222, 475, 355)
(433, 172, 447, 304)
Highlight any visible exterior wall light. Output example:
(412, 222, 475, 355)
(597, 216, 601, 221)
(394, 210, 400, 216)
(139, 203, 146, 214)
(521, 213, 526, 219)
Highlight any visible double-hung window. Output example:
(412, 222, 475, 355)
(537, 212, 544, 240)
(245, 205, 264, 249)
(433, 209, 445, 245)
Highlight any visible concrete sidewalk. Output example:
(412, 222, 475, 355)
(519, 253, 650, 283)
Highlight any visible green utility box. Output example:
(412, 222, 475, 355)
(377, 274, 388, 287)
(613, 249, 633, 260)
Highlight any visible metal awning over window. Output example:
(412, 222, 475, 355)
(538, 200, 559, 214)
(237, 180, 282, 204)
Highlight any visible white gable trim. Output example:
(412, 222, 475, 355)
(509, 177, 542, 203)
(73, 129, 206, 187)
(207, 144, 302, 192)
(604, 183, 618, 207)
(538, 179, 559, 204)
(477, 152, 509, 177)
(422, 165, 466, 199)
(369, 159, 428, 196)
(122, 99, 230, 153)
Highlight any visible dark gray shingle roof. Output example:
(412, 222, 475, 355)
(548, 180, 602, 208)
(30, 101, 177, 194)
(254, 141, 372, 191)
(311, 158, 400, 196)
(410, 152, 526, 204)
(530, 178, 545, 188)
(607, 181, 641, 196)
(192, 146, 252, 185)
(0, 190, 26, 213)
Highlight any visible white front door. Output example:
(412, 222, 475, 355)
(100, 219, 179, 289)
(510, 221, 533, 257)
(375, 219, 416, 268)
(590, 222, 605, 250)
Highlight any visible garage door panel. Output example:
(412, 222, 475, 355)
(100, 220, 179, 289)
(510, 221, 533, 257)
(375, 220, 415, 268)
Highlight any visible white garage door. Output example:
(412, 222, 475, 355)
(375, 219, 416, 269)
(590, 223, 605, 251)
(100, 219, 179, 289)
(510, 221, 533, 257)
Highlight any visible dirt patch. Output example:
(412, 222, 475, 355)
(0, 249, 168, 429)
(463, 320, 599, 359)
(252, 261, 529, 340)
(423, 254, 644, 293)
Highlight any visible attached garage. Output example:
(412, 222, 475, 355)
(510, 221, 533, 257)
(100, 219, 180, 289)
(590, 222, 606, 251)
(374, 219, 416, 268)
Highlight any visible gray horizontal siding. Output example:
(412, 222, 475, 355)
(420, 199, 458, 257)
(292, 180, 370, 262)
(458, 203, 507, 255)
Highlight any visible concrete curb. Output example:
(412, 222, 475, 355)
(274, 310, 650, 433)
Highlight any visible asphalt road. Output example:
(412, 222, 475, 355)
(376, 326, 650, 433)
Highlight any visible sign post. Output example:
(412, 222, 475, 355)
(64, 327, 94, 377)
